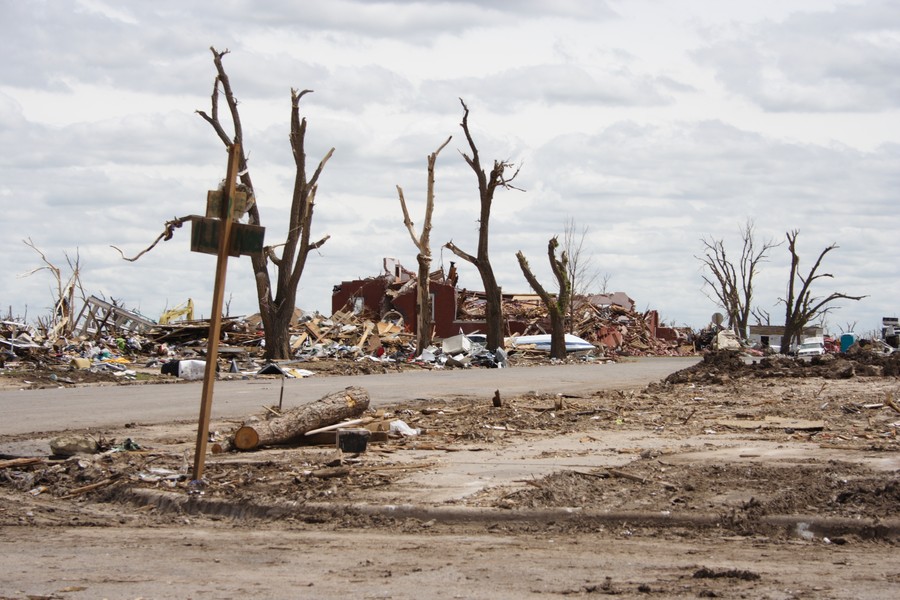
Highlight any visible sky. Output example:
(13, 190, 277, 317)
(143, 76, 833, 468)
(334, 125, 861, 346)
(2, 0, 899, 337)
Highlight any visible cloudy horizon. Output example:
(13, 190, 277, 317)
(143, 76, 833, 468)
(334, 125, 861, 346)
(2, 0, 897, 338)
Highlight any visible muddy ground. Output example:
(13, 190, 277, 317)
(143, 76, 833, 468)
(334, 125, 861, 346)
(1, 350, 899, 598)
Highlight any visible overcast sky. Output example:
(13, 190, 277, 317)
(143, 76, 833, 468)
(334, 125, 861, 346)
(2, 0, 898, 336)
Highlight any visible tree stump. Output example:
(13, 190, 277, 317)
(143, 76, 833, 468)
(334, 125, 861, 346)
(232, 386, 370, 451)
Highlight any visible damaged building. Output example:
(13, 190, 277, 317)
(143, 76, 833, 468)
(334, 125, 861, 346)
(331, 258, 529, 339)
(331, 258, 693, 356)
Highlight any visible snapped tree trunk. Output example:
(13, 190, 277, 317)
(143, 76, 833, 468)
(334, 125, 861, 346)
(548, 309, 566, 358)
(112, 48, 334, 361)
(398, 137, 452, 354)
(415, 253, 433, 350)
(232, 386, 370, 451)
(480, 267, 504, 351)
(516, 237, 571, 360)
(444, 99, 521, 352)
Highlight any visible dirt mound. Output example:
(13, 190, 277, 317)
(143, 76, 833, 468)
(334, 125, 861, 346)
(495, 460, 899, 527)
(665, 349, 899, 385)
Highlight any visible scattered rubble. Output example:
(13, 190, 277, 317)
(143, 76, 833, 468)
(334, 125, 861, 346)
(666, 347, 900, 385)
(2, 365, 898, 536)
(3, 291, 691, 389)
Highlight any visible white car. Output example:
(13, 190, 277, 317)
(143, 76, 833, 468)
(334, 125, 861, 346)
(796, 341, 825, 357)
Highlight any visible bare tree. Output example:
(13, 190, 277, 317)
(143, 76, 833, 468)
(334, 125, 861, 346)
(697, 220, 779, 339)
(516, 237, 571, 359)
(562, 218, 606, 332)
(751, 306, 772, 326)
(779, 230, 866, 353)
(115, 48, 333, 360)
(838, 321, 857, 335)
(200, 48, 334, 359)
(19, 238, 85, 340)
(397, 136, 452, 354)
(444, 99, 521, 351)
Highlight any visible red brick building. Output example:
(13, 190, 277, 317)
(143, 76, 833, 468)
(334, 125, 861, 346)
(331, 258, 529, 339)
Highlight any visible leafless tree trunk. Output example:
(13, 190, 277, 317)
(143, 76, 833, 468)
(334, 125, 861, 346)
(397, 136, 452, 354)
(779, 230, 866, 353)
(562, 218, 606, 333)
(118, 48, 333, 359)
(198, 48, 334, 360)
(444, 99, 521, 351)
(516, 237, 571, 359)
(697, 220, 778, 339)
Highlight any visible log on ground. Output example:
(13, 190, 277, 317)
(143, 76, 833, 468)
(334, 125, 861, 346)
(232, 386, 370, 451)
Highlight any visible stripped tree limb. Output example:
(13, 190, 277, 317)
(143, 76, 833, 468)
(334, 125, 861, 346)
(110, 216, 193, 262)
(20, 238, 83, 340)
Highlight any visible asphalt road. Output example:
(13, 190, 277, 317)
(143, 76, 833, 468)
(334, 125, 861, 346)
(0, 357, 698, 436)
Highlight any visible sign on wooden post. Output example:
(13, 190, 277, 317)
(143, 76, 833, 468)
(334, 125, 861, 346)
(190, 143, 265, 482)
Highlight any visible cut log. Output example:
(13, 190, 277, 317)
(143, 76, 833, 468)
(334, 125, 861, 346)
(232, 386, 370, 451)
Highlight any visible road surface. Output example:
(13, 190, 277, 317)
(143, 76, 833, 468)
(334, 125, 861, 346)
(0, 357, 697, 436)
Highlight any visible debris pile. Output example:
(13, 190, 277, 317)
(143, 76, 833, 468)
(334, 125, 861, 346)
(470, 293, 695, 357)
(3, 279, 699, 388)
(289, 310, 413, 360)
(665, 348, 900, 385)
(568, 300, 692, 356)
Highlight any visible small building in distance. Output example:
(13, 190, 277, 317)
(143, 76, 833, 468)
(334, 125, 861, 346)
(747, 325, 824, 352)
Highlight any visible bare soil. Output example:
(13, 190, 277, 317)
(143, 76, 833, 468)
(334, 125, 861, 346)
(1, 350, 899, 599)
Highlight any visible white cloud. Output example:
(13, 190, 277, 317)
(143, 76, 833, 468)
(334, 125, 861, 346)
(0, 0, 897, 336)
(694, 0, 900, 112)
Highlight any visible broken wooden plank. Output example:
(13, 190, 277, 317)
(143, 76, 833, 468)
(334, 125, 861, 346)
(716, 416, 825, 431)
(886, 394, 900, 415)
(570, 470, 609, 480)
(305, 320, 326, 344)
(310, 466, 351, 479)
(304, 417, 370, 436)
(290, 330, 309, 351)
(606, 468, 648, 484)
(376, 321, 399, 336)
(0, 457, 45, 469)
(61, 474, 123, 499)
(356, 321, 374, 349)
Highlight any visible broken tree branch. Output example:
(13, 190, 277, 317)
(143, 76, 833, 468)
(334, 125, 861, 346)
(110, 216, 193, 262)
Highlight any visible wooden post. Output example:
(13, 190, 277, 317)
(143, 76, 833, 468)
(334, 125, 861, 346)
(192, 142, 241, 481)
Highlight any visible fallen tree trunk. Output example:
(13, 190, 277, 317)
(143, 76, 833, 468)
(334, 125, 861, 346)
(232, 386, 370, 451)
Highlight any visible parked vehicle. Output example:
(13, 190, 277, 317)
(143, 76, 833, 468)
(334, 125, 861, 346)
(796, 337, 825, 357)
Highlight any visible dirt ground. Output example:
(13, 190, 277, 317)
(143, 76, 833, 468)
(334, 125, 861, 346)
(1, 350, 899, 599)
